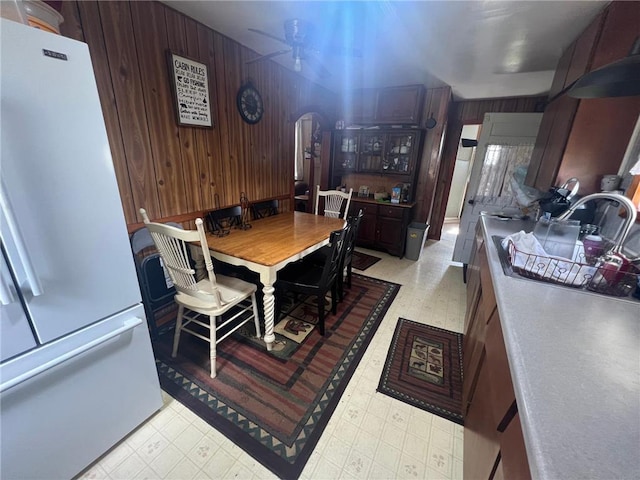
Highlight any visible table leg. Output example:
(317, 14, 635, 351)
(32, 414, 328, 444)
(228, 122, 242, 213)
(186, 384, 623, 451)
(259, 270, 277, 351)
(189, 245, 206, 281)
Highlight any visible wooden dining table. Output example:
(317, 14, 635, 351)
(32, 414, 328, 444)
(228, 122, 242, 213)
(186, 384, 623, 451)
(192, 211, 345, 351)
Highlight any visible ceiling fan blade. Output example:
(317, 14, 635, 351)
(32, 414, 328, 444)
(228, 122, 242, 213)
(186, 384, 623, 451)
(303, 55, 331, 78)
(246, 49, 291, 65)
(248, 28, 289, 45)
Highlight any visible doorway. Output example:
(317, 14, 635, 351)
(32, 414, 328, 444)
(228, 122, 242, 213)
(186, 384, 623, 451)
(294, 113, 322, 212)
(452, 112, 543, 265)
(444, 124, 481, 223)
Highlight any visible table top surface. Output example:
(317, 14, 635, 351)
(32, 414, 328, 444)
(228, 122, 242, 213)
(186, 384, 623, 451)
(203, 211, 345, 266)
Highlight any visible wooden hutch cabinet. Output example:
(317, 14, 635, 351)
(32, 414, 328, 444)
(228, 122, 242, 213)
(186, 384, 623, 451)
(331, 129, 423, 179)
(346, 85, 425, 125)
(348, 200, 413, 258)
(332, 128, 424, 257)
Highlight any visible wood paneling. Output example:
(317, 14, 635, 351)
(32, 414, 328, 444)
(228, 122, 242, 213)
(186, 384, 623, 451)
(414, 86, 451, 225)
(60, 1, 337, 226)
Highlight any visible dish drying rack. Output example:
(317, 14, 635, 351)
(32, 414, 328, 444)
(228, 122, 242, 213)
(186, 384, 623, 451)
(505, 240, 639, 298)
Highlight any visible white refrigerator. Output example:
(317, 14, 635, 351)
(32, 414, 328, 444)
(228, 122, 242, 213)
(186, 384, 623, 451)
(0, 18, 163, 479)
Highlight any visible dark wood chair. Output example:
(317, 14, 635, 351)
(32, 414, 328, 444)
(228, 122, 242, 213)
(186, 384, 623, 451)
(303, 209, 363, 301)
(251, 199, 279, 220)
(205, 205, 242, 236)
(275, 225, 349, 336)
(340, 209, 364, 294)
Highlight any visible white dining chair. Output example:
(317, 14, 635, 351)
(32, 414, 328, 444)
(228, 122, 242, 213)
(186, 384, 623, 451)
(314, 185, 353, 220)
(140, 208, 261, 378)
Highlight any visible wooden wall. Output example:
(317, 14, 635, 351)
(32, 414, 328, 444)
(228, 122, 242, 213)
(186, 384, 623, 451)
(58, 1, 338, 228)
(428, 96, 546, 240)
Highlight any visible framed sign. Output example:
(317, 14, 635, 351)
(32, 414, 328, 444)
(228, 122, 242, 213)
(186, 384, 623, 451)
(167, 51, 212, 127)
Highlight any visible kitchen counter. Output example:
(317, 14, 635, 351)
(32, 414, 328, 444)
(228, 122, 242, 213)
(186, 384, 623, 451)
(480, 215, 640, 480)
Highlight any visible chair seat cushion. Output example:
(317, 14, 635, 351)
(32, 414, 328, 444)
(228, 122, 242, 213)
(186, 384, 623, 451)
(175, 274, 256, 314)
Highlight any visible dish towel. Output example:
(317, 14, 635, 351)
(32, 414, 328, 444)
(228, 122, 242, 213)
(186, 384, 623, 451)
(502, 231, 596, 286)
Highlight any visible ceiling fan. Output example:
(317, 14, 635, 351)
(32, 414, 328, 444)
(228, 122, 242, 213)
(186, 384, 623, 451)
(246, 19, 360, 77)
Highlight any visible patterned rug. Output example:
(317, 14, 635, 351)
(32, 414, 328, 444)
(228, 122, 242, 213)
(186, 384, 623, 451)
(377, 318, 464, 425)
(153, 274, 400, 480)
(352, 250, 381, 271)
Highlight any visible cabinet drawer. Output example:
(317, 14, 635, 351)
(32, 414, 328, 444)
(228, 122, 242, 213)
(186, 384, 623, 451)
(378, 206, 405, 219)
(350, 202, 377, 216)
(500, 413, 532, 480)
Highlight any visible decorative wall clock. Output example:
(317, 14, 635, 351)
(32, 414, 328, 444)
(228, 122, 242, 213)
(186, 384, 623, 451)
(237, 83, 264, 124)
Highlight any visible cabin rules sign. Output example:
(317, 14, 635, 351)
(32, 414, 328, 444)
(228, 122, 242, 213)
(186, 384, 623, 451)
(168, 52, 212, 127)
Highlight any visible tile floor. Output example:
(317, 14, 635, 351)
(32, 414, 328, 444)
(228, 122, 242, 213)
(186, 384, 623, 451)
(77, 221, 466, 480)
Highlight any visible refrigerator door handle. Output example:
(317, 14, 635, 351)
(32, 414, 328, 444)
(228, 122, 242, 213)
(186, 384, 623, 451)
(0, 317, 143, 393)
(0, 182, 43, 296)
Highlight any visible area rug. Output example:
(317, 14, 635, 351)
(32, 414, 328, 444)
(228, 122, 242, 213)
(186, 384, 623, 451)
(153, 274, 400, 480)
(377, 318, 464, 425)
(352, 250, 381, 271)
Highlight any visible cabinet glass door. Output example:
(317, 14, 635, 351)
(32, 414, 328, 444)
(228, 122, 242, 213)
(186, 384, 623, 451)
(333, 132, 358, 173)
(359, 133, 384, 172)
(384, 133, 415, 174)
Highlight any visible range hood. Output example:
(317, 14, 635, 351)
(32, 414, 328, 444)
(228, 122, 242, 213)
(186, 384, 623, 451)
(567, 37, 640, 98)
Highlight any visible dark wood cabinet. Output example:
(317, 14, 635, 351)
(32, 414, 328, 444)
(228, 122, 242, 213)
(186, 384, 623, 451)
(463, 230, 531, 480)
(343, 85, 425, 126)
(525, 2, 640, 193)
(350, 200, 413, 257)
(375, 85, 425, 125)
(332, 129, 423, 179)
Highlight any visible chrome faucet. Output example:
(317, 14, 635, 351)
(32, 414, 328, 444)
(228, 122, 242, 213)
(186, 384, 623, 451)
(557, 193, 637, 254)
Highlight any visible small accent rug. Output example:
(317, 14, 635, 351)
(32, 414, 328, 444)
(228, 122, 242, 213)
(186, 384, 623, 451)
(153, 274, 400, 480)
(377, 318, 464, 425)
(352, 250, 381, 271)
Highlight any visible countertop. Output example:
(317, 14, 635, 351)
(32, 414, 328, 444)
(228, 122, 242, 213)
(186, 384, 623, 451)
(350, 196, 416, 208)
(480, 215, 640, 480)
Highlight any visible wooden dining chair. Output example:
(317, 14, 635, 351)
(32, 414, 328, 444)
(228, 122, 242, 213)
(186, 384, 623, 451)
(251, 199, 279, 220)
(140, 208, 261, 378)
(275, 225, 349, 336)
(130, 222, 182, 339)
(314, 185, 353, 220)
(302, 209, 363, 302)
(205, 205, 242, 236)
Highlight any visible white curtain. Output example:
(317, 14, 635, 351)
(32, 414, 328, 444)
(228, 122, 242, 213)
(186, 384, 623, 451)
(477, 143, 534, 197)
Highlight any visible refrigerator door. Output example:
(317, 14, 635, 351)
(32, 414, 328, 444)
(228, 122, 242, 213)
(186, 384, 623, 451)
(0, 248, 37, 362)
(0, 20, 141, 343)
(0, 304, 163, 479)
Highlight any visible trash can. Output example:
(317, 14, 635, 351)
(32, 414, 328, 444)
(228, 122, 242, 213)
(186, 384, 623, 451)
(405, 222, 429, 261)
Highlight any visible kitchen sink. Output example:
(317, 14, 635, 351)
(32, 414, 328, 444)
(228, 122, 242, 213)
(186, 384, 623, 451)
(491, 235, 640, 303)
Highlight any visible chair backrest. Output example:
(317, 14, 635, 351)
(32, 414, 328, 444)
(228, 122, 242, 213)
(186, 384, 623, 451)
(205, 205, 242, 235)
(319, 225, 350, 288)
(131, 222, 182, 255)
(343, 209, 363, 267)
(251, 199, 279, 220)
(140, 208, 223, 307)
(315, 186, 353, 220)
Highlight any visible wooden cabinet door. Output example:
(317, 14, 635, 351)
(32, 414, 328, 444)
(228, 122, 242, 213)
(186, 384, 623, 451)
(359, 133, 385, 172)
(350, 202, 377, 246)
(332, 132, 359, 175)
(375, 85, 425, 125)
(376, 214, 404, 252)
(464, 357, 500, 480)
(525, 95, 579, 191)
(500, 413, 532, 480)
(348, 88, 377, 123)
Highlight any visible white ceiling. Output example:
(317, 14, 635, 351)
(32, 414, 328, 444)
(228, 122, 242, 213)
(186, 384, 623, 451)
(163, 0, 609, 100)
